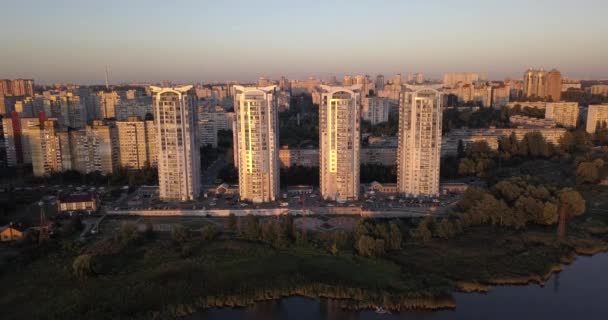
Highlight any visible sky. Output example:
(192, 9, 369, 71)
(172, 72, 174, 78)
(1, 0, 607, 84)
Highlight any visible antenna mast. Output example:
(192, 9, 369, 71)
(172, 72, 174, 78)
(105, 65, 110, 90)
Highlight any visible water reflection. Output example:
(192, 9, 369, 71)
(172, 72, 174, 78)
(191, 253, 608, 320)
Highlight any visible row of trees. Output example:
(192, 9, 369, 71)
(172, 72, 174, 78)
(442, 107, 510, 133)
(456, 177, 585, 230)
(353, 220, 402, 257)
(239, 214, 297, 248)
(455, 131, 560, 178)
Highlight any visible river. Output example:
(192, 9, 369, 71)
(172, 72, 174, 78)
(190, 253, 608, 320)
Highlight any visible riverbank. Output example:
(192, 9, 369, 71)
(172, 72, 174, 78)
(1, 221, 607, 320)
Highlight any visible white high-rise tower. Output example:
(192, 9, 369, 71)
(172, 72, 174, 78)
(152, 85, 200, 201)
(319, 85, 361, 201)
(397, 87, 443, 197)
(233, 85, 280, 203)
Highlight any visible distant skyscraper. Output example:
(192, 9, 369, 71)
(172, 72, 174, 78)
(342, 75, 354, 86)
(233, 85, 280, 203)
(524, 68, 559, 99)
(319, 85, 361, 201)
(152, 86, 200, 201)
(397, 88, 442, 196)
(545, 69, 562, 102)
(362, 96, 390, 125)
(392, 74, 403, 86)
(375, 74, 385, 90)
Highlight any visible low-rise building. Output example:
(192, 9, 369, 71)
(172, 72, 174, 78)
(0, 225, 23, 242)
(510, 115, 556, 128)
(57, 193, 98, 213)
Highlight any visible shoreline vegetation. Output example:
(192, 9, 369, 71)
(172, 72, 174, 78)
(1, 219, 607, 320)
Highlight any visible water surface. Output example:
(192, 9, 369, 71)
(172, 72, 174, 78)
(191, 253, 608, 320)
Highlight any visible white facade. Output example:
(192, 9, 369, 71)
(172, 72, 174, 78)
(362, 96, 390, 125)
(234, 85, 280, 203)
(545, 102, 579, 128)
(319, 85, 361, 201)
(397, 88, 443, 197)
(587, 105, 608, 133)
(152, 86, 200, 201)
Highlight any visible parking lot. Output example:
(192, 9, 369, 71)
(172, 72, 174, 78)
(108, 185, 463, 217)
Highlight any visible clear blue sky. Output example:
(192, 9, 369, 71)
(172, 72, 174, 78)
(1, 0, 607, 84)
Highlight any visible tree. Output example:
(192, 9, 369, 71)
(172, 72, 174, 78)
(576, 161, 600, 183)
(171, 224, 190, 244)
(557, 188, 586, 238)
(243, 214, 260, 240)
(457, 187, 486, 211)
(458, 158, 477, 176)
(73, 254, 93, 279)
(537, 202, 559, 225)
(522, 131, 550, 157)
(119, 222, 139, 246)
(357, 235, 377, 257)
(227, 213, 237, 233)
(411, 217, 434, 243)
(457, 139, 465, 158)
(388, 223, 402, 250)
(559, 131, 576, 153)
(435, 219, 455, 239)
(330, 242, 339, 255)
(201, 225, 218, 241)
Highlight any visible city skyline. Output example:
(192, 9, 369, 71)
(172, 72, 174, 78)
(2, 0, 608, 84)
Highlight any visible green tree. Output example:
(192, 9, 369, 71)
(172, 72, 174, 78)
(388, 223, 402, 250)
(537, 201, 559, 225)
(557, 188, 586, 237)
(119, 222, 139, 246)
(243, 214, 260, 240)
(411, 217, 434, 243)
(435, 219, 455, 239)
(576, 161, 600, 183)
(228, 213, 237, 233)
(201, 224, 218, 241)
(73, 254, 93, 279)
(171, 224, 190, 244)
(357, 235, 377, 257)
(330, 242, 339, 255)
(495, 180, 524, 203)
(458, 158, 477, 176)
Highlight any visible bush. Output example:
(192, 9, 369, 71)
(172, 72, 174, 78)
(172, 225, 190, 244)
